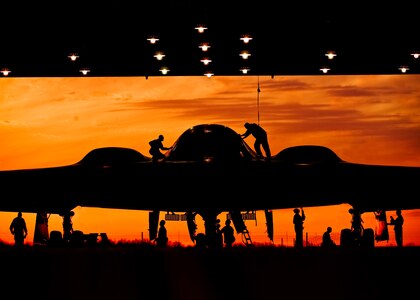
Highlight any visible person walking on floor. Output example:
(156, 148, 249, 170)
(10, 212, 28, 247)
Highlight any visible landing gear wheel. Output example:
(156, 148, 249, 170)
(340, 228, 353, 248)
(361, 228, 375, 248)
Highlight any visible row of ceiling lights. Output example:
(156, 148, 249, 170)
(145, 25, 255, 77)
(1, 24, 419, 77)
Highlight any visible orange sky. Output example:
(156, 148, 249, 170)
(1, 75, 419, 247)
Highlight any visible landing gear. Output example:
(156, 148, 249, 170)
(196, 209, 222, 248)
(191, 210, 254, 248)
(59, 211, 75, 243)
(340, 227, 375, 248)
(340, 207, 375, 248)
(148, 210, 257, 248)
(33, 211, 49, 245)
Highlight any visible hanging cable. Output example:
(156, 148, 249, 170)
(257, 76, 261, 125)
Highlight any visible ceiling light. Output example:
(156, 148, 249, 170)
(1, 68, 11, 76)
(239, 51, 251, 59)
(153, 52, 165, 60)
(147, 36, 159, 44)
(320, 67, 330, 74)
(240, 35, 253, 43)
(411, 52, 420, 59)
(398, 66, 409, 73)
(195, 25, 207, 33)
(325, 51, 337, 60)
(240, 67, 250, 74)
(79, 68, 90, 75)
(68, 53, 79, 61)
(198, 43, 211, 51)
(200, 58, 212, 65)
(160, 67, 170, 75)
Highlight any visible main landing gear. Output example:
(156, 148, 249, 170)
(149, 209, 262, 248)
(340, 207, 375, 248)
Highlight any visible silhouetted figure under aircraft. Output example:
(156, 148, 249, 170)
(155, 220, 168, 247)
(9, 212, 27, 247)
(293, 208, 305, 248)
(220, 219, 235, 248)
(389, 209, 404, 247)
(321, 226, 336, 248)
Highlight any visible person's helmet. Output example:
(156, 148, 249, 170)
(160, 220, 166, 226)
(293, 208, 300, 213)
(327, 226, 332, 232)
(159, 134, 164, 140)
(244, 122, 250, 128)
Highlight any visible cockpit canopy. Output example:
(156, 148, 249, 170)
(165, 124, 257, 162)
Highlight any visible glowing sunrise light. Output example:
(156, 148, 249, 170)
(204, 71, 214, 77)
(320, 67, 330, 73)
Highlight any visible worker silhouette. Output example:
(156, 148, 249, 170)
(149, 134, 172, 162)
(155, 220, 168, 247)
(389, 209, 404, 247)
(10, 212, 28, 247)
(293, 208, 305, 248)
(220, 219, 235, 248)
(240, 122, 271, 160)
(321, 226, 336, 248)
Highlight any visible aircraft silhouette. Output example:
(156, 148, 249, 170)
(1, 123, 419, 247)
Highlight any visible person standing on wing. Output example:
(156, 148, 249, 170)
(240, 122, 271, 161)
(149, 134, 172, 162)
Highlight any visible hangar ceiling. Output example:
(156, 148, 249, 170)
(1, 1, 419, 77)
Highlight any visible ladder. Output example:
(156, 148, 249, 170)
(242, 229, 253, 246)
